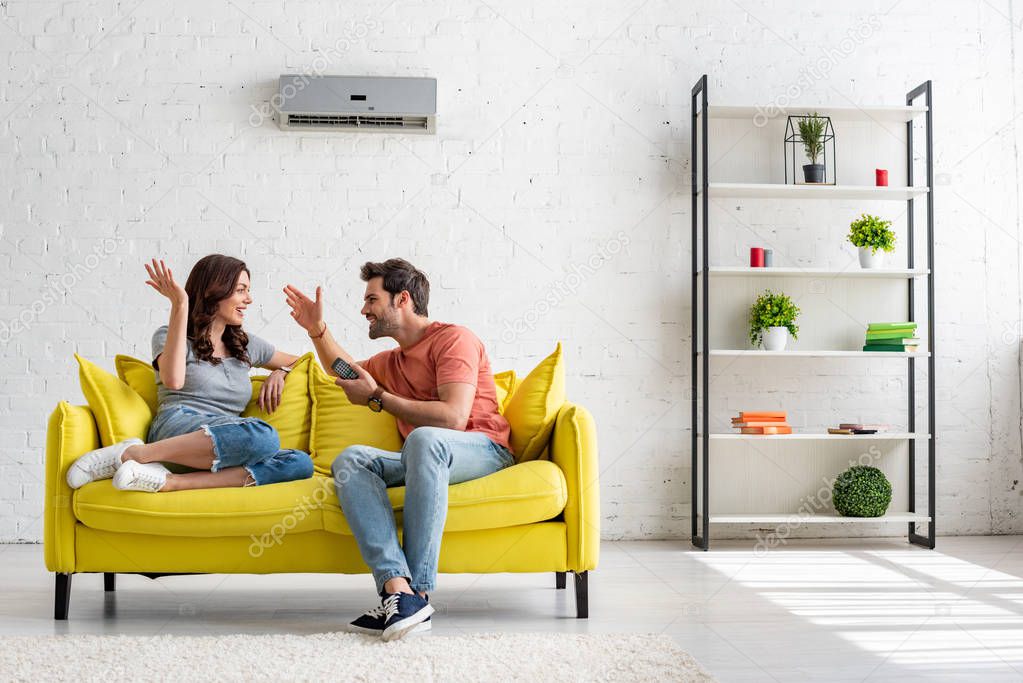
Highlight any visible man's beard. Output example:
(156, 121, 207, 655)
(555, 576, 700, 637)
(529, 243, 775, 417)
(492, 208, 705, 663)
(368, 310, 398, 339)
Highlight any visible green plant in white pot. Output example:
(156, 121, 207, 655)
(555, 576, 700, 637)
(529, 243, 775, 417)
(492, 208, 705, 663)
(848, 213, 895, 269)
(749, 290, 800, 351)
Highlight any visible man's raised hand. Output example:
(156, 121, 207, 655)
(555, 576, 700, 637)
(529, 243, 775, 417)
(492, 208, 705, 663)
(283, 284, 324, 334)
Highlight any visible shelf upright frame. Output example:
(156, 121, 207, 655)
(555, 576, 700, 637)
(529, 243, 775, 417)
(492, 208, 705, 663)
(906, 80, 936, 549)
(691, 75, 710, 550)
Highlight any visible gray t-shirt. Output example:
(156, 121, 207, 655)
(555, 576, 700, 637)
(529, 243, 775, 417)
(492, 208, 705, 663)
(151, 325, 275, 417)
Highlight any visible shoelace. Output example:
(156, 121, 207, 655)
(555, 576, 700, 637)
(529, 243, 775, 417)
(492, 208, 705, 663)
(364, 603, 387, 619)
(92, 460, 119, 479)
(128, 465, 164, 491)
(382, 593, 402, 620)
(84, 442, 136, 480)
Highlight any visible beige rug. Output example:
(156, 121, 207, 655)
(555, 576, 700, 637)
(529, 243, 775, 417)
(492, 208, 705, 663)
(0, 631, 713, 681)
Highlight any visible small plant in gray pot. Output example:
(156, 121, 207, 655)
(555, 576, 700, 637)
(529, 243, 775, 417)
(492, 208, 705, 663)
(798, 113, 827, 183)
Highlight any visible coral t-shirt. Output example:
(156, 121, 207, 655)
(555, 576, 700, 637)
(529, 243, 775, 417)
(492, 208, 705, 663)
(361, 322, 511, 451)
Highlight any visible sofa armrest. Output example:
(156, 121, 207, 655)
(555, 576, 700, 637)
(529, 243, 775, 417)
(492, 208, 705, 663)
(44, 402, 99, 573)
(549, 402, 600, 572)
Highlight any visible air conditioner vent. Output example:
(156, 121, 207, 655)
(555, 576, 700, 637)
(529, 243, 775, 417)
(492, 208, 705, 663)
(285, 114, 430, 130)
(272, 75, 437, 134)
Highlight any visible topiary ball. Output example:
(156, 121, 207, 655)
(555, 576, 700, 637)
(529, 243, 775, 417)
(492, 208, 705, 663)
(833, 465, 892, 517)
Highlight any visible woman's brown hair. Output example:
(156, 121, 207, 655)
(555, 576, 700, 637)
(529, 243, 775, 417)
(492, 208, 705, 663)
(184, 254, 250, 365)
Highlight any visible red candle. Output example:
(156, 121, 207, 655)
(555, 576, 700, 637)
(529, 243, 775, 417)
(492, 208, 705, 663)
(750, 247, 765, 267)
(875, 169, 889, 186)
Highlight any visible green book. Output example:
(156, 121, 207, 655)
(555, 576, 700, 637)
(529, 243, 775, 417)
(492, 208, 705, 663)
(867, 322, 918, 331)
(863, 344, 910, 352)
(864, 337, 920, 346)
(865, 330, 917, 340)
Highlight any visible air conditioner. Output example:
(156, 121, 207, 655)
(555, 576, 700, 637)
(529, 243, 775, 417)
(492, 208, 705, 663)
(272, 75, 437, 134)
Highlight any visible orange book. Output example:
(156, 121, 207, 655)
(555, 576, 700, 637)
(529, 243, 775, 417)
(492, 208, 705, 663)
(733, 421, 792, 428)
(740, 411, 785, 421)
(734, 412, 787, 421)
(741, 426, 793, 435)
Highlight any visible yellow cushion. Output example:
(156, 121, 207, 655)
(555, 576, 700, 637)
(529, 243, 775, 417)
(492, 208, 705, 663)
(75, 354, 153, 446)
(115, 355, 159, 414)
(493, 370, 517, 414)
(74, 476, 333, 538)
(323, 459, 568, 535)
(74, 460, 567, 538)
(503, 343, 565, 462)
(242, 353, 314, 452)
(308, 361, 403, 475)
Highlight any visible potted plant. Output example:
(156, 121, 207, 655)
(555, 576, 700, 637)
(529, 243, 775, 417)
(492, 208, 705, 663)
(847, 213, 896, 268)
(749, 290, 800, 351)
(798, 113, 827, 183)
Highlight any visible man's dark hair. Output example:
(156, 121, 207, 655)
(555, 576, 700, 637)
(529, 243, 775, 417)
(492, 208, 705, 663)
(360, 258, 430, 316)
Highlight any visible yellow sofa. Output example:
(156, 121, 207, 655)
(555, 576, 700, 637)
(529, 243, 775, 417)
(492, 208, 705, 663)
(43, 355, 600, 621)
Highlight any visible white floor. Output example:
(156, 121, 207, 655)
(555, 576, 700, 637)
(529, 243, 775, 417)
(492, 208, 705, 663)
(2, 536, 1022, 682)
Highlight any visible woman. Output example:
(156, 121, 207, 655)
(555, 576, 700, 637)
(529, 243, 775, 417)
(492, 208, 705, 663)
(66, 255, 314, 493)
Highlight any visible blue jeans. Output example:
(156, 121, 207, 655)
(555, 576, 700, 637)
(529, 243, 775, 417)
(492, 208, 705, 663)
(148, 405, 314, 486)
(332, 426, 515, 595)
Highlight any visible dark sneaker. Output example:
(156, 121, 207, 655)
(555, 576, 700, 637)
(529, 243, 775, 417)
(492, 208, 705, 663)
(381, 592, 434, 642)
(348, 601, 431, 636)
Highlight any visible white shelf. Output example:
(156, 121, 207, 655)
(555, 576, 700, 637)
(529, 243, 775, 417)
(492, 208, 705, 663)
(705, 432, 929, 441)
(704, 349, 929, 358)
(704, 104, 928, 123)
(690, 77, 936, 548)
(707, 183, 928, 200)
(709, 512, 931, 524)
(700, 267, 929, 279)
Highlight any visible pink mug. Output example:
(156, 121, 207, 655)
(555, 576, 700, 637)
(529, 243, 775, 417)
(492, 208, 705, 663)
(750, 247, 765, 267)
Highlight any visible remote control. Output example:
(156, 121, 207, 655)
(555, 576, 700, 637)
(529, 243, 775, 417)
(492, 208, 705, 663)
(331, 357, 359, 380)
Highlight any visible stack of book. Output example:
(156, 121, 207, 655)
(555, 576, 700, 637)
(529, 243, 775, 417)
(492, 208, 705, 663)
(863, 322, 920, 352)
(828, 423, 890, 435)
(731, 411, 792, 435)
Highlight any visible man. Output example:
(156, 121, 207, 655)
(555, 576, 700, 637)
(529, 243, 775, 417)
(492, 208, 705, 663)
(284, 258, 513, 641)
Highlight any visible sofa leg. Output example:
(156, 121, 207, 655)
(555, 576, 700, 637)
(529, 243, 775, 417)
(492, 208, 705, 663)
(55, 573, 72, 620)
(104, 573, 116, 592)
(555, 571, 566, 589)
(574, 571, 588, 619)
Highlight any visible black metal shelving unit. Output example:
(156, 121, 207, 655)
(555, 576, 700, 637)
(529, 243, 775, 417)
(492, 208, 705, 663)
(689, 74, 935, 551)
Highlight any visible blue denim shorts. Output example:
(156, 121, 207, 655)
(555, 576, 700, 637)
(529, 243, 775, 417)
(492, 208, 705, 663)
(148, 405, 314, 486)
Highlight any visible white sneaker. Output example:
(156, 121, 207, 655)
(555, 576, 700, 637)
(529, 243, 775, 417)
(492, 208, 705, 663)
(113, 460, 170, 493)
(66, 438, 143, 489)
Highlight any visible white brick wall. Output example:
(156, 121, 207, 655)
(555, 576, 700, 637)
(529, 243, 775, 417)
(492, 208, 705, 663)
(1, 0, 1021, 542)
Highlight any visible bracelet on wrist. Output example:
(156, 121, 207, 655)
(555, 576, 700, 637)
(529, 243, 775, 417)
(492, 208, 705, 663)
(309, 322, 327, 339)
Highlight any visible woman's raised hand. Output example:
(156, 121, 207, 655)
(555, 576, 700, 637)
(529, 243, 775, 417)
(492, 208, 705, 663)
(144, 259, 188, 306)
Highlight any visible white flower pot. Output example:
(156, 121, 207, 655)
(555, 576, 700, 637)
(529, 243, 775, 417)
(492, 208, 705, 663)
(762, 326, 789, 351)
(858, 246, 885, 269)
